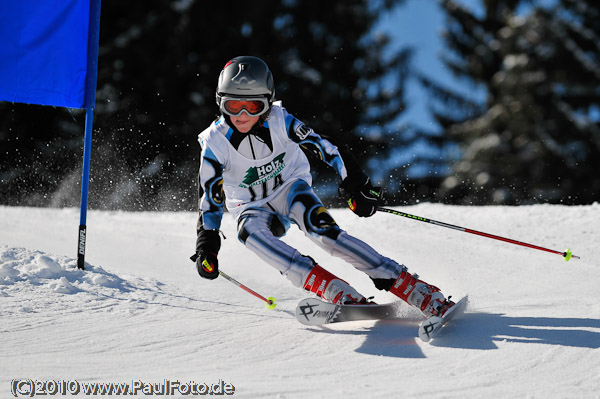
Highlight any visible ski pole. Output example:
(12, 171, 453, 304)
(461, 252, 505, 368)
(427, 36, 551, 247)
(219, 270, 277, 309)
(378, 207, 580, 261)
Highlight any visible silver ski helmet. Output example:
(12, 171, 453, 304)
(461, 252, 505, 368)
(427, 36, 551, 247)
(216, 56, 275, 111)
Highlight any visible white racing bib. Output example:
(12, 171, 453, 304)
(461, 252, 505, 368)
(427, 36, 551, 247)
(199, 102, 312, 218)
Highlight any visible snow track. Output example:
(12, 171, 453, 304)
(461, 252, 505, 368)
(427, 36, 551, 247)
(1, 204, 599, 398)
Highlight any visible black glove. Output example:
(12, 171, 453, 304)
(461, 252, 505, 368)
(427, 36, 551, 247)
(193, 251, 219, 280)
(191, 226, 221, 280)
(340, 177, 382, 217)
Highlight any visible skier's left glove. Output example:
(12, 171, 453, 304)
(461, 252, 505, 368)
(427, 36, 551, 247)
(340, 177, 382, 218)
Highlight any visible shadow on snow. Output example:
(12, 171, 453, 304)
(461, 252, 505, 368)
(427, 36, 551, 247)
(304, 312, 600, 358)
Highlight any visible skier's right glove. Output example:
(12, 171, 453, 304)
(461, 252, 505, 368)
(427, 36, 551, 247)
(194, 251, 219, 280)
(191, 226, 221, 280)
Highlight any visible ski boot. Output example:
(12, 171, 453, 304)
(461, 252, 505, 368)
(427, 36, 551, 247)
(303, 264, 366, 305)
(373, 270, 453, 318)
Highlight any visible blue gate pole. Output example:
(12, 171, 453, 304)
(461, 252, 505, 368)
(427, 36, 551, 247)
(77, 109, 95, 269)
(77, 0, 102, 270)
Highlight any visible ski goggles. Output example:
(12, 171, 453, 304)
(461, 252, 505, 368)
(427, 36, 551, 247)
(220, 96, 270, 117)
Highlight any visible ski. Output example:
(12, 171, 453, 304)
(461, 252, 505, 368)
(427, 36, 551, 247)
(295, 296, 469, 342)
(418, 296, 468, 342)
(295, 297, 402, 326)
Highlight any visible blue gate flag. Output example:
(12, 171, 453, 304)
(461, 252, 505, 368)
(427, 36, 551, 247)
(0, 0, 93, 109)
(0, 0, 102, 270)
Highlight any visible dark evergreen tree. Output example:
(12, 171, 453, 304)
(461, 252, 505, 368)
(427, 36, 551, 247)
(428, 0, 600, 204)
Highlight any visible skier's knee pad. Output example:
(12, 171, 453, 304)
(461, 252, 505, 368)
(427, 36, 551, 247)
(305, 205, 341, 240)
(269, 215, 287, 238)
(237, 214, 287, 244)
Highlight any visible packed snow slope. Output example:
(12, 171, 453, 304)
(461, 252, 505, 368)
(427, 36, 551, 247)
(1, 203, 599, 399)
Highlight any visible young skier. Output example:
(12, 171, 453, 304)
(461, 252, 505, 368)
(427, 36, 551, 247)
(192, 56, 454, 318)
